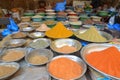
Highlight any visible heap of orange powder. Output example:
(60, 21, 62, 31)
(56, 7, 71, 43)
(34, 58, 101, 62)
(48, 57, 82, 80)
(86, 46, 120, 78)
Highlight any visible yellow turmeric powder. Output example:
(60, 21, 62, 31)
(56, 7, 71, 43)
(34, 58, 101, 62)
(45, 22, 73, 38)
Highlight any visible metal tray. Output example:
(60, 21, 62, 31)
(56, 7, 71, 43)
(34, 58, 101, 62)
(81, 43, 120, 80)
(74, 29, 113, 43)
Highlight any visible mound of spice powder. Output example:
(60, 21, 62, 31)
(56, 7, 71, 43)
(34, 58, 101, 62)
(48, 57, 82, 79)
(45, 22, 73, 38)
(86, 46, 120, 78)
(76, 26, 107, 42)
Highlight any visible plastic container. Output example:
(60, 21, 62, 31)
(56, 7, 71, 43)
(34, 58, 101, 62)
(36, 12, 45, 16)
(91, 16, 102, 22)
(46, 13, 56, 16)
(70, 21, 82, 29)
(32, 16, 43, 22)
(79, 16, 90, 21)
(68, 16, 79, 22)
(98, 11, 108, 17)
(21, 17, 31, 22)
(44, 16, 56, 21)
(56, 16, 67, 21)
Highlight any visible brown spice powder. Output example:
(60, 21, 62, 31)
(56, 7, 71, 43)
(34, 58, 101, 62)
(55, 45, 77, 54)
(28, 55, 48, 65)
(0, 66, 17, 77)
(12, 32, 26, 38)
(2, 50, 24, 62)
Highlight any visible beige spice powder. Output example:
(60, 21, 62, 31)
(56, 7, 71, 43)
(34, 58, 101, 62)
(28, 55, 48, 65)
(2, 50, 24, 62)
(0, 66, 16, 77)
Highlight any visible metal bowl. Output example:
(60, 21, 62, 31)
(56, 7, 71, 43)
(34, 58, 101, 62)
(8, 39, 26, 48)
(36, 12, 45, 16)
(0, 62, 20, 80)
(0, 48, 26, 62)
(45, 9, 55, 13)
(18, 22, 30, 28)
(29, 38, 51, 49)
(11, 32, 27, 39)
(44, 16, 56, 21)
(81, 43, 120, 80)
(46, 13, 56, 16)
(70, 21, 82, 29)
(50, 38, 82, 55)
(28, 32, 45, 39)
(74, 29, 113, 43)
(25, 48, 54, 66)
(47, 55, 87, 79)
(20, 27, 35, 32)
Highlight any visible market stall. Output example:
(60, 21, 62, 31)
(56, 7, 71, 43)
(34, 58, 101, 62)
(0, 0, 120, 80)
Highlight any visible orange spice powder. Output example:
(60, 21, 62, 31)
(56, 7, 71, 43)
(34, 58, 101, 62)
(86, 46, 120, 78)
(48, 57, 82, 79)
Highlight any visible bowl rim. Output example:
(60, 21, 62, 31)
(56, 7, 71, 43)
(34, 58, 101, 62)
(27, 31, 45, 39)
(21, 16, 31, 18)
(32, 16, 43, 18)
(11, 31, 27, 39)
(69, 21, 82, 25)
(45, 9, 55, 12)
(44, 16, 56, 18)
(68, 16, 79, 18)
(20, 26, 35, 32)
(8, 39, 26, 48)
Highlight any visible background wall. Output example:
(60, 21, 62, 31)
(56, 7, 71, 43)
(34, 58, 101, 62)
(0, 0, 119, 10)
(0, 0, 73, 10)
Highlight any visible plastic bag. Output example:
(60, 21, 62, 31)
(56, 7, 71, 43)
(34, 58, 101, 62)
(7, 18, 19, 31)
(108, 23, 120, 31)
(2, 18, 19, 37)
(108, 15, 120, 31)
(2, 29, 12, 37)
(54, 0, 66, 11)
